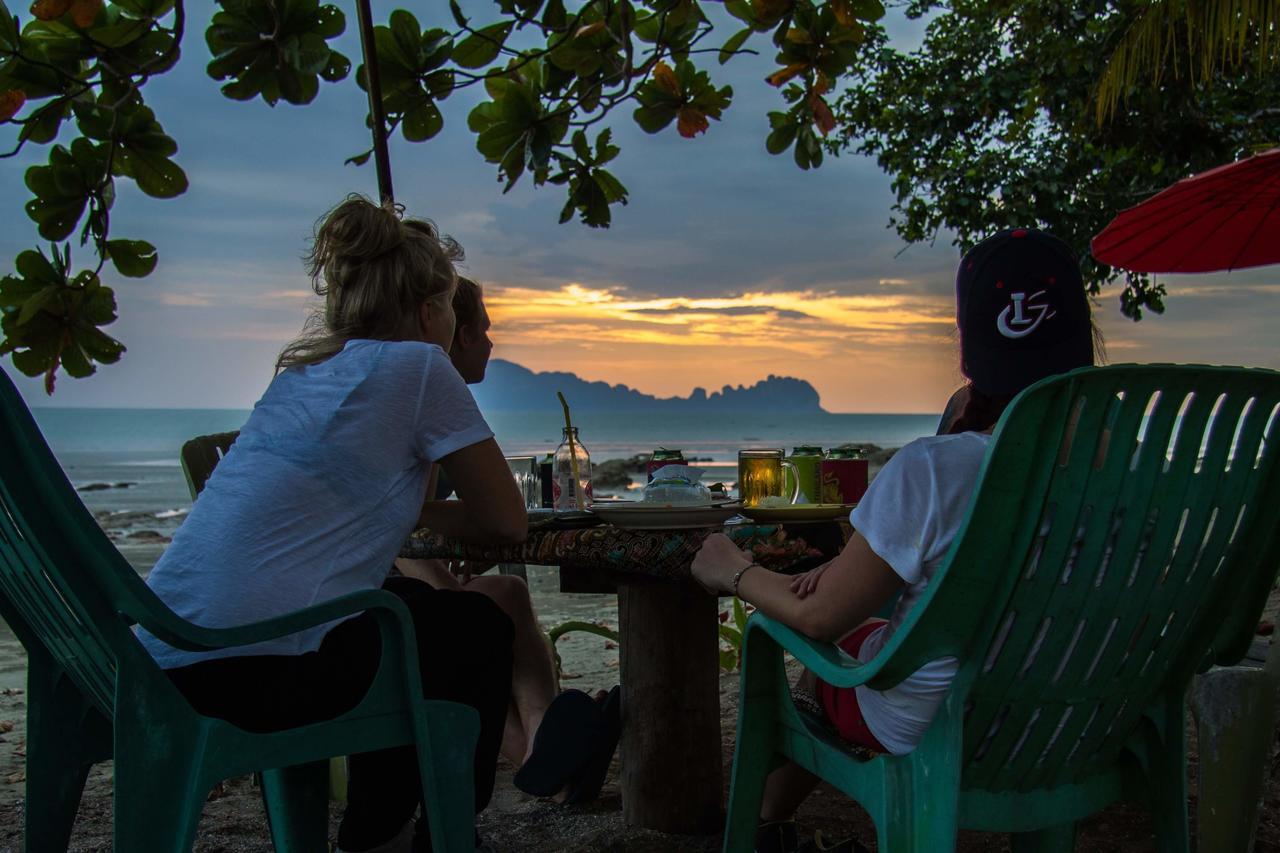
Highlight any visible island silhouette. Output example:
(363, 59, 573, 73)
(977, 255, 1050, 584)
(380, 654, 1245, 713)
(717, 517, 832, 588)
(471, 359, 827, 414)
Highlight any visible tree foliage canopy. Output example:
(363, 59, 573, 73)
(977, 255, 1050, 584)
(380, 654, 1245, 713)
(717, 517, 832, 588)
(0, 0, 886, 391)
(830, 0, 1280, 320)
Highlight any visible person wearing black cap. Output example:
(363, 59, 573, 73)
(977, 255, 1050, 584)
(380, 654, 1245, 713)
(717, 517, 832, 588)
(691, 229, 1097, 853)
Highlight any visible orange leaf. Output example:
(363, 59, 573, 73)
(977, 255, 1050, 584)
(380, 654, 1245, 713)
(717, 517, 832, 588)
(809, 93, 836, 136)
(0, 90, 26, 122)
(653, 61, 681, 98)
(69, 0, 102, 27)
(830, 0, 855, 27)
(676, 106, 709, 138)
(814, 71, 832, 96)
(766, 63, 808, 88)
(574, 21, 605, 39)
(30, 0, 72, 20)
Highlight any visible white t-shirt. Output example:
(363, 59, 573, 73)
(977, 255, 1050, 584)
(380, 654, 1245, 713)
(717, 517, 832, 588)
(138, 339, 493, 669)
(846, 431, 992, 754)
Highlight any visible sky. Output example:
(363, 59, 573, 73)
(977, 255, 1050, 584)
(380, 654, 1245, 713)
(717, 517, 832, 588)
(4, 2, 1279, 414)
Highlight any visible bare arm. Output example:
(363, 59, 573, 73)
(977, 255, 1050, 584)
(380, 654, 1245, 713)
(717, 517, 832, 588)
(417, 438, 527, 545)
(691, 531, 904, 643)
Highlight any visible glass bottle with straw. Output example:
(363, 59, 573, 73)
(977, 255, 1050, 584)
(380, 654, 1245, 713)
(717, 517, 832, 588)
(553, 391, 592, 510)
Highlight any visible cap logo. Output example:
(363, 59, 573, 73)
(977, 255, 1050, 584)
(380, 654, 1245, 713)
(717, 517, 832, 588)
(997, 290, 1055, 339)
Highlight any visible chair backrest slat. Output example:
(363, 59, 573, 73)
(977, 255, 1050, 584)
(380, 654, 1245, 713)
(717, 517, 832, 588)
(0, 368, 174, 714)
(868, 365, 1280, 795)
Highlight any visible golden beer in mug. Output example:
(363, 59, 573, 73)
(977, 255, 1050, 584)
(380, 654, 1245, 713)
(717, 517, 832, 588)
(737, 449, 801, 508)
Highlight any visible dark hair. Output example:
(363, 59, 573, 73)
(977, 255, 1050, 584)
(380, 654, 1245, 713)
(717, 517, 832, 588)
(945, 321, 1107, 435)
(945, 385, 1015, 435)
(277, 196, 462, 372)
(453, 276, 484, 332)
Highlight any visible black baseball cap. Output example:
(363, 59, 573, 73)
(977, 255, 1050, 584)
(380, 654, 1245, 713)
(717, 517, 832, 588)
(957, 229, 1093, 397)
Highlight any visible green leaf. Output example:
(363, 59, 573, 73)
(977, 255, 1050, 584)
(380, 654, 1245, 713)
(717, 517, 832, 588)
(402, 100, 443, 142)
(314, 3, 344, 38)
(14, 249, 59, 285)
(452, 22, 513, 69)
(850, 0, 885, 21)
(719, 27, 752, 64)
(344, 148, 373, 166)
(633, 103, 678, 134)
(16, 285, 60, 326)
(387, 8, 421, 66)
(448, 0, 467, 28)
(105, 239, 157, 277)
(116, 146, 187, 198)
(0, 1, 16, 51)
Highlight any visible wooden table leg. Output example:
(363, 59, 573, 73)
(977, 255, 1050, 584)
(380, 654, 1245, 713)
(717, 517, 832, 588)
(618, 581, 724, 834)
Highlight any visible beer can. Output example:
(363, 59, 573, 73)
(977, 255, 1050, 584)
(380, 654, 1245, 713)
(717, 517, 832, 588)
(786, 445, 823, 504)
(646, 448, 686, 482)
(821, 447, 869, 504)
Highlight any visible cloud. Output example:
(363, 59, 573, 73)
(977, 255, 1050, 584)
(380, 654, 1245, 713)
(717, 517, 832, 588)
(160, 293, 214, 307)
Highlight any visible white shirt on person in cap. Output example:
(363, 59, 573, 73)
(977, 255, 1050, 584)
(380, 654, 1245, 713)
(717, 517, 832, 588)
(846, 430, 992, 755)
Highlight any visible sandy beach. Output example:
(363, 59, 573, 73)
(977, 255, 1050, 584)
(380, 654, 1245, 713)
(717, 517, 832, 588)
(3, 649, 1280, 852)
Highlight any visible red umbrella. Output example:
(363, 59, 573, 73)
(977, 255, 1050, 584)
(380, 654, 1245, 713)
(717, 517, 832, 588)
(1091, 148, 1280, 273)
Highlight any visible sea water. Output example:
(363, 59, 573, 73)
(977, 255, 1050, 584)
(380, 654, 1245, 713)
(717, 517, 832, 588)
(22, 407, 940, 687)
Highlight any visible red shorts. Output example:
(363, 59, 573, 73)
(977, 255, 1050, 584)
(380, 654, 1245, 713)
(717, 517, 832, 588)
(814, 620, 889, 753)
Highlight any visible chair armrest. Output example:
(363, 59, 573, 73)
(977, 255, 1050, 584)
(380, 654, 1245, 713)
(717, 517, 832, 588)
(747, 613, 889, 689)
(127, 589, 415, 655)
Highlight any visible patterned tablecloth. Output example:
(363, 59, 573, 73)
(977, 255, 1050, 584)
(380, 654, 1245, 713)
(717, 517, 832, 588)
(402, 519, 851, 582)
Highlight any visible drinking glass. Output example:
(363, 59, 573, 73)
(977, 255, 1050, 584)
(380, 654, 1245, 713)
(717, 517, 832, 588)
(505, 455, 541, 509)
(736, 449, 801, 508)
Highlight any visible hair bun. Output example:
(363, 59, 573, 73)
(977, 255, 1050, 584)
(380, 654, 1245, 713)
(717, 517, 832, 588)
(314, 196, 405, 271)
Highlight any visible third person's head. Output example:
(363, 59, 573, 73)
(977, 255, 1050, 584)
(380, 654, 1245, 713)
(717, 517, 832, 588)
(448, 276, 493, 384)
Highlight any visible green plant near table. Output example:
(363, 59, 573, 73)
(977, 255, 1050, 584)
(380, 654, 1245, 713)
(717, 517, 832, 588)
(718, 597, 753, 673)
(546, 600, 754, 679)
(546, 619, 618, 680)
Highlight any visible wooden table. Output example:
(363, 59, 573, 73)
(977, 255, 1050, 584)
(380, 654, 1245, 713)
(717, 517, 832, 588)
(401, 519, 842, 834)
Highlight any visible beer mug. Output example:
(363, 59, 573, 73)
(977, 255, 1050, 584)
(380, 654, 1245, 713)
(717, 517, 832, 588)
(737, 449, 802, 508)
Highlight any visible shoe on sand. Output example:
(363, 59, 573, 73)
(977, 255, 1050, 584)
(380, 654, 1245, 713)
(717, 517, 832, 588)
(513, 689, 603, 797)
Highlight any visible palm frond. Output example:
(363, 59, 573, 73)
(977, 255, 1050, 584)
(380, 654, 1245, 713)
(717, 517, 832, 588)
(1095, 0, 1280, 126)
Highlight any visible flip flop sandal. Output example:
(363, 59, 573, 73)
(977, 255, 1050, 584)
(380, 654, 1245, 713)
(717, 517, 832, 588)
(563, 685, 622, 804)
(513, 689, 604, 797)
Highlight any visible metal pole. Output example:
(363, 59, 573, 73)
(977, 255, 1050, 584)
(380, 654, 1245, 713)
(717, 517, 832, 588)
(354, 0, 394, 204)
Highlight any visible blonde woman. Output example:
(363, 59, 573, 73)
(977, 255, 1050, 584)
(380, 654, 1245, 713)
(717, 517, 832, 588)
(138, 196, 526, 853)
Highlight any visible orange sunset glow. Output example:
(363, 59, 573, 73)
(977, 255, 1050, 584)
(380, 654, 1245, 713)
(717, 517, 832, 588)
(482, 281, 964, 413)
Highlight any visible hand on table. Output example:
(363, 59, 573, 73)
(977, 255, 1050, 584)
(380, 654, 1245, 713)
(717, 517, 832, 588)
(691, 532, 752, 595)
(789, 562, 830, 599)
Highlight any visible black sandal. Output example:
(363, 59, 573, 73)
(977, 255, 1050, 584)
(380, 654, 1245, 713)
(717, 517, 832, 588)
(513, 689, 603, 797)
(563, 685, 621, 804)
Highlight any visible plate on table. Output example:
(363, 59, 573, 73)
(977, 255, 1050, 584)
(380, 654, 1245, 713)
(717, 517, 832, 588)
(588, 501, 743, 530)
(738, 503, 856, 523)
(527, 508, 602, 530)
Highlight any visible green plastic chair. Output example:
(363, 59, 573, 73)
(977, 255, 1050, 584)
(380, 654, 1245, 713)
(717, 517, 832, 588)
(0, 367, 481, 852)
(180, 429, 239, 499)
(723, 364, 1280, 853)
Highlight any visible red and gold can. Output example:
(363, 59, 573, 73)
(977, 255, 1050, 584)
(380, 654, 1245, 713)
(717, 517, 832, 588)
(820, 447, 869, 504)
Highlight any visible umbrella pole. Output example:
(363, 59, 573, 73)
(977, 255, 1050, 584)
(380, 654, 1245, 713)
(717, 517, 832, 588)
(355, 0, 395, 205)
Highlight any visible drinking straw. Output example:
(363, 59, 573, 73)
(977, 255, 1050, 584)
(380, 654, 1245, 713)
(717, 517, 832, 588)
(556, 391, 587, 506)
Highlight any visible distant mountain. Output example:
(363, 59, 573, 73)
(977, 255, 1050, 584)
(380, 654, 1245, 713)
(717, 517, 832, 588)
(470, 359, 827, 413)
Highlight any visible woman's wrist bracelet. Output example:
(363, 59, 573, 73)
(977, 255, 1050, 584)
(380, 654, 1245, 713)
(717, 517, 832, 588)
(731, 562, 760, 597)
